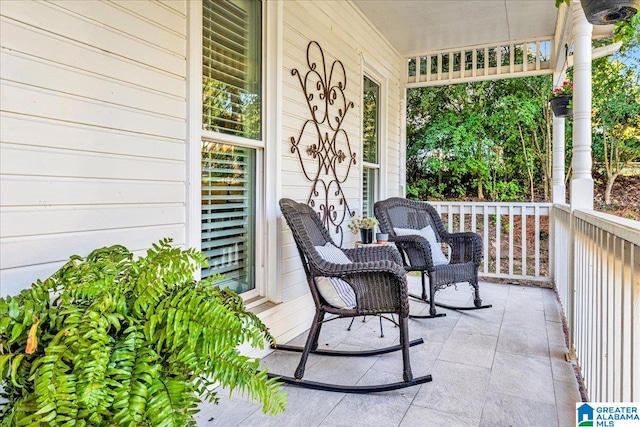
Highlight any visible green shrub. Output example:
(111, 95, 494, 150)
(0, 239, 286, 426)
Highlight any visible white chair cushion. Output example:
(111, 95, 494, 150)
(314, 242, 352, 264)
(394, 225, 450, 266)
(312, 243, 356, 308)
(315, 276, 357, 309)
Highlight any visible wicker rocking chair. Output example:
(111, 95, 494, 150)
(374, 197, 492, 318)
(271, 198, 432, 393)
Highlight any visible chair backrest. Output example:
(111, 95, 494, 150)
(279, 198, 336, 277)
(374, 197, 448, 242)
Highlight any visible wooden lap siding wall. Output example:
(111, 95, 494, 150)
(0, 0, 187, 296)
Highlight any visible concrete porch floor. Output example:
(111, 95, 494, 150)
(197, 277, 582, 427)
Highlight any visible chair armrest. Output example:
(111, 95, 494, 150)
(313, 258, 406, 279)
(446, 232, 482, 266)
(388, 234, 434, 270)
(311, 258, 410, 315)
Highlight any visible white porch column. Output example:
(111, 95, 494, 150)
(570, 2, 594, 210)
(552, 70, 567, 204)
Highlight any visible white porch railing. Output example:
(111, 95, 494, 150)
(429, 201, 552, 282)
(405, 37, 553, 88)
(553, 204, 640, 402)
(426, 201, 639, 401)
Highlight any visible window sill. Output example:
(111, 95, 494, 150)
(245, 296, 277, 315)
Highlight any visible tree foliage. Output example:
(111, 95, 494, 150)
(407, 25, 640, 205)
(592, 56, 640, 203)
(406, 75, 553, 202)
(0, 239, 287, 426)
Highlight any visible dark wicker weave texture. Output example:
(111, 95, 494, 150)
(374, 197, 486, 316)
(279, 198, 415, 381)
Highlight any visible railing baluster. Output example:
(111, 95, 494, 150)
(534, 205, 540, 276)
(596, 224, 604, 402)
(508, 205, 514, 276)
(630, 244, 638, 401)
(521, 206, 527, 276)
(483, 207, 489, 275)
(590, 224, 597, 402)
(495, 207, 501, 275)
(614, 235, 621, 400)
(484, 47, 489, 76)
(472, 49, 477, 78)
(471, 204, 477, 234)
(509, 43, 515, 73)
(605, 231, 613, 402)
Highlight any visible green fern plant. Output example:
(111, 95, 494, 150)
(0, 238, 287, 426)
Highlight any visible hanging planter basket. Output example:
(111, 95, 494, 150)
(580, 0, 639, 25)
(549, 95, 573, 118)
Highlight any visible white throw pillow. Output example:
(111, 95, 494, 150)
(312, 243, 356, 308)
(314, 242, 352, 264)
(315, 276, 357, 309)
(394, 225, 450, 266)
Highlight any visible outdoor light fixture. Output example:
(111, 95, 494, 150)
(581, 0, 639, 24)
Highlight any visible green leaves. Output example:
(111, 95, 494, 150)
(406, 75, 555, 202)
(0, 239, 287, 426)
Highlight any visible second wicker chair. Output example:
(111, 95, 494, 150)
(374, 197, 491, 318)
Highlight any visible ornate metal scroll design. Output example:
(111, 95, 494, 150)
(290, 41, 356, 245)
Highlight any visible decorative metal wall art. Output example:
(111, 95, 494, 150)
(290, 41, 356, 245)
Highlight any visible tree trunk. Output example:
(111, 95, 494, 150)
(518, 124, 535, 202)
(605, 172, 618, 205)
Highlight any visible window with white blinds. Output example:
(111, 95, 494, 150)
(201, 142, 256, 293)
(200, 0, 261, 295)
(362, 75, 380, 218)
(202, 0, 261, 139)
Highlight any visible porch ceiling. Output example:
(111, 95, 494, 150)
(352, 0, 559, 55)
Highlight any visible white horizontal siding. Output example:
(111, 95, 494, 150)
(0, 0, 187, 295)
(1, 205, 185, 239)
(0, 18, 184, 96)
(1, 51, 185, 119)
(0, 113, 185, 160)
(1, 174, 184, 205)
(50, 0, 185, 55)
(110, 0, 186, 31)
(0, 1, 184, 75)
(2, 225, 185, 270)
(1, 82, 184, 140)
(279, 1, 403, 304)
(1, 144, 184, 182)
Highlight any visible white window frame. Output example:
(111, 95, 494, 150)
(187, 0, 268, 303)
(361, 63, 388, 216)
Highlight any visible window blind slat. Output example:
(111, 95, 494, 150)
(202, 0, 261, 139)
(200, 138, 256, 292)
